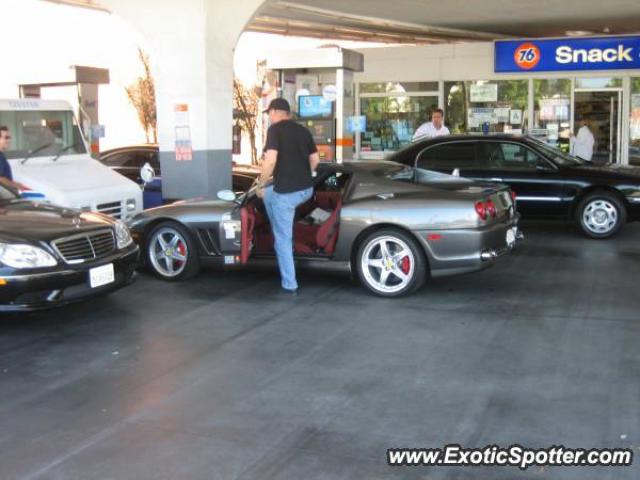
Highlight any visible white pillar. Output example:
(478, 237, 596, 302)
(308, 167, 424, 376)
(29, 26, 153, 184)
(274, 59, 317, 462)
(335, 68, 354, 162)
(621, 76, 631, 166)
(103, 0, 266, 198)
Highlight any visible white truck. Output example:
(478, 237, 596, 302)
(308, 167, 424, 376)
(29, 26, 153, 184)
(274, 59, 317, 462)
(0, 99, 142, 219)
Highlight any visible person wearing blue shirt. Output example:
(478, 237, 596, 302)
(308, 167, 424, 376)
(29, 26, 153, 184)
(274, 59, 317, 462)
(0, 126, 25, 192)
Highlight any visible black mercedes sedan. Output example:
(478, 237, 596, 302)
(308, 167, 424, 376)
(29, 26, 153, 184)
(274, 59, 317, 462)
(388, 134, 640, 239)
(0, 185, 139, 311)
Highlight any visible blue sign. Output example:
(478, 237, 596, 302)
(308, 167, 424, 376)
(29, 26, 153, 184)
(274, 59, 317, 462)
(495, 36, 640, 73)
(346, 115, 367, 133)
(298, 95, 333, 118)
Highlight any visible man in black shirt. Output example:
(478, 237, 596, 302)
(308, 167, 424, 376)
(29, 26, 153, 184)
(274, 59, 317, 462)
(257, 98, 319, 294)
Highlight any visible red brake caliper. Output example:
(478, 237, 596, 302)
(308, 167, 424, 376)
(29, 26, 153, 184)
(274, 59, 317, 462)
(176, 242, 186, 264)
(401, 256, 411, 274)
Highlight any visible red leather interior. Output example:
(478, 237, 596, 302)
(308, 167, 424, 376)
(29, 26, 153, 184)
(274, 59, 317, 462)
(316, 197, 342, 252)
(250, 190, 342, 256)
(296, 191, 340, 219)
(293, 195, 342, 255)
(293, 224, 317, 254)
(315, 191, 341, 210)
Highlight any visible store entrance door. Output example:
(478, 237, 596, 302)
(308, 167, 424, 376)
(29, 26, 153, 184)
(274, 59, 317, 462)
(574, 90, 622, 164)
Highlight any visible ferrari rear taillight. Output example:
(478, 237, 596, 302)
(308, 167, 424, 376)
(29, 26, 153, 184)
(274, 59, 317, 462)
(475, 200, 497, 221)
(486, 200, 497, 218)
(475, 201, 488, 220)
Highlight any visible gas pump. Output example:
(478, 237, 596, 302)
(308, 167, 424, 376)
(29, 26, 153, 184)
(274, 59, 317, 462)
(264, 47, 363, 162)
(296, 95, 335, 161)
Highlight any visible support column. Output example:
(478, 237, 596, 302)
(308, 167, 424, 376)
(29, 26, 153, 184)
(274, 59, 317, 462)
(336, 68, 354, 162)
(621, 76, 631, 166)
(103, 0, 266, 199)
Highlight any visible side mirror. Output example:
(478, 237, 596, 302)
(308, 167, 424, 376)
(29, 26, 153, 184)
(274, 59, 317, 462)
(140, 162, 156, 184)
(217, 189, 237, 202)
(451, 168, 460, 177)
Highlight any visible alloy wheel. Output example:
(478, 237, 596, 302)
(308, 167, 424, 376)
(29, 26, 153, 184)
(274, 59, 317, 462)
(360, 235, 415, 294)
(148, 227, 189, 278)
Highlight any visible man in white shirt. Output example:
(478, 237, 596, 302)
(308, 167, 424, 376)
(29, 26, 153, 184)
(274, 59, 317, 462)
(570, 120, 595, 161)
(412, 108, 450, 141)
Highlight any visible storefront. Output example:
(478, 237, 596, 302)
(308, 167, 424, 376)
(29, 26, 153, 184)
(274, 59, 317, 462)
(354, 37, 640, 165)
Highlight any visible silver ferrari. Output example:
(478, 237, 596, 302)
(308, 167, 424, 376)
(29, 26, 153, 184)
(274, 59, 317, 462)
(129, 161, 522, 297)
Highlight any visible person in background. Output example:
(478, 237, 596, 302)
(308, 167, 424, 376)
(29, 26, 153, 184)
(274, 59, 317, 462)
(412, 108, 450, 141)
(256, 98, 320, 295)
(570, 119, 595, 161)
(0, 126, 27, 192)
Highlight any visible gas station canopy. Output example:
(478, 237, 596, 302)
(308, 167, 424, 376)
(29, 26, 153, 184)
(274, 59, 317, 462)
(43, 0, 640, 44)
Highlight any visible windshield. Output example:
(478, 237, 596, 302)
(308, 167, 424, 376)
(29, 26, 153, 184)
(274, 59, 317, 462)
(0, 110, 87, 160)
(527, 136, 585, 166)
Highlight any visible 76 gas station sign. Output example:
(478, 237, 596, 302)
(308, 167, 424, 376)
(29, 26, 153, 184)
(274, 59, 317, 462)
(495, 36, 640, 73)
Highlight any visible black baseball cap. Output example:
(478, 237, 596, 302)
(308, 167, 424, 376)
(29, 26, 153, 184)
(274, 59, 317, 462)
(263, 98, 290, 114)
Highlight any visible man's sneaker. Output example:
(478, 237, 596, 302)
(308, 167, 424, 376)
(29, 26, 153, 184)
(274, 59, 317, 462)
(280, 287, 298, 296)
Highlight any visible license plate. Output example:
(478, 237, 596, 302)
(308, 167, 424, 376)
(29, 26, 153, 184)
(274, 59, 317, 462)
(506, 228, 517, 246)
(89, 263, 115, 288)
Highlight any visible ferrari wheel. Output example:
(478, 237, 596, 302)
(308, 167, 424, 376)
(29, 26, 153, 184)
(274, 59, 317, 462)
(146, 222, 200, 281)
(356, 229, 427, 297)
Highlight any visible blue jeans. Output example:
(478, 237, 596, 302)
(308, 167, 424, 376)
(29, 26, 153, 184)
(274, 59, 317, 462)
(263, 185, 313, 290)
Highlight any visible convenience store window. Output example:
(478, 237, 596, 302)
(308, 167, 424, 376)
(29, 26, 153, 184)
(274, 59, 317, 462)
(444, 80, 528, 135)
(533, 79, 572, 152)
(575, 77, 622, 89)
(360, 82, 438, 94)
(359, 82, 439, 154)
(630, 78, 640, 166)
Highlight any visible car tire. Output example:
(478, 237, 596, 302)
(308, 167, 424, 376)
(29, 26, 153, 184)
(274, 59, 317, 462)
(355, 228, 427, 297)
(576, 191, 626, 239)
(146, 222, 201, 281)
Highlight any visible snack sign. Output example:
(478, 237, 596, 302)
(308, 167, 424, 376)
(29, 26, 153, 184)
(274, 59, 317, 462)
(495, 36, 640, 73)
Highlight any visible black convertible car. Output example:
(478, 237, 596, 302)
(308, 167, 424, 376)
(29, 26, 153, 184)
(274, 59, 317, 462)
(0, 185, 139, 311)
(388, 135, 640, 239)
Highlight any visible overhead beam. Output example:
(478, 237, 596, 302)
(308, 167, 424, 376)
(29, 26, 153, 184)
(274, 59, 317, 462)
(263, 0, 508, 41)
(40, 0, 110, 13)
(248, 16, 460, 44)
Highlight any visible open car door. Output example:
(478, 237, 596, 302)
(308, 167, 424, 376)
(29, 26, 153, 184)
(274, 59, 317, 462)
(238, 205, 255, 264)
(217, 204, 253, 266)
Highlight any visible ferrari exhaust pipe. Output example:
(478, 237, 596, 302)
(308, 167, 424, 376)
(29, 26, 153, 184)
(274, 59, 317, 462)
(481, 249, 498, 261)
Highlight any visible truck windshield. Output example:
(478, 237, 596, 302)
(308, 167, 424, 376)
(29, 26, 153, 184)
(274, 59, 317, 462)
(0, 110, 87, 160)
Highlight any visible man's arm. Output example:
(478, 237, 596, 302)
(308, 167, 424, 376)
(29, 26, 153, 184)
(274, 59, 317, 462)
(259, 149, 277, 184)
(309, 152, 320, 172)
(0, 159, 26, 191)
(0, 177, 24, 194)
(256, 149, 276, 198)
